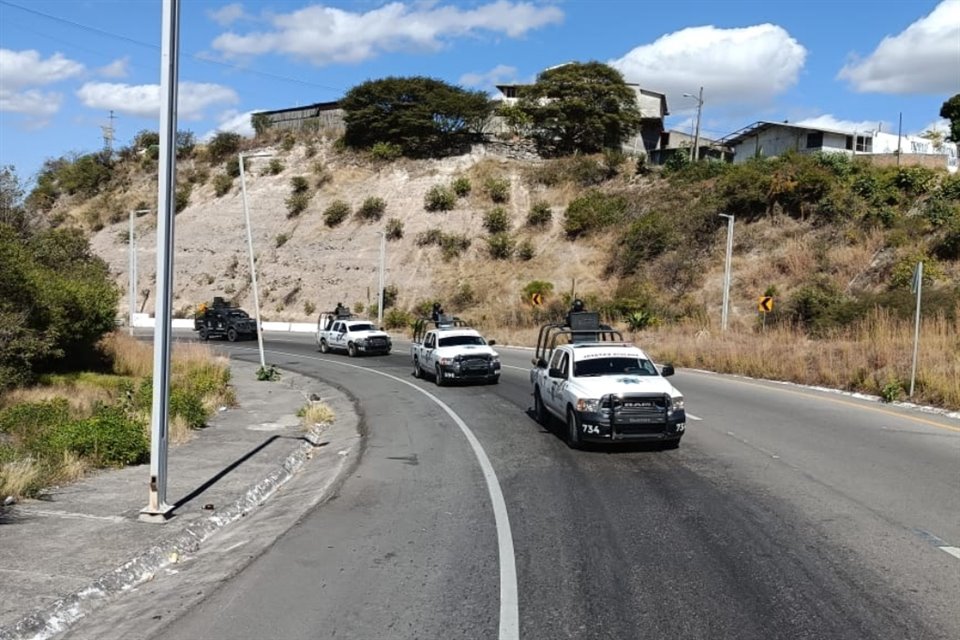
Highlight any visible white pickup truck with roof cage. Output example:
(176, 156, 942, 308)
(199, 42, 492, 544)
(316, 311, 392, 356)
(410, 316, 501, 385)
(530, 312, 685, 448)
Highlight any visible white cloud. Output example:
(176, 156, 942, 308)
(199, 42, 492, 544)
(0, 49, 85, 89)
(76, 82, 239, 120)
(608, 24, 806, 110)
(793, 114, 890, 134)
(201, 109, 257, 140)
(98, 57, 130, 79)
(0, 88, 62, 116)
(211, 1, 564, 65)
(915, 118, 950, 136)
(838, 0, 960, 94)
(209, 3, 249, 27)
(459, 64, 519, 89)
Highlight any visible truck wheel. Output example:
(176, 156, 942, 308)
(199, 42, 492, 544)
(566, 407, 582, 449)
(227, 328, 238, 342)
(534, 389, 548, 425)
(198, 327, 209, 341)
(412, 358, 422, 378)
(347, 343, 358, 357)
(319, 339, 329, 354)
(662, 438, 681, 450)
(435, 365, 445, 387)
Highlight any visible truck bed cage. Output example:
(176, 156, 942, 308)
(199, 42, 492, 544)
(412, 315, 469, 343)
(533, 312, 622, 366)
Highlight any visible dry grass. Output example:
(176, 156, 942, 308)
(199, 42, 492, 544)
(0, 458, 42, 500)
(99, 332, 153, 377)
(50, 451, 89, 486)
(298, 401, 335, 432)
(169, 414, 194, 445)
(0, 380, 112, 415)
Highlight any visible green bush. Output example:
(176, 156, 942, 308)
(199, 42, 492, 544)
(0, 399, 71, 455)
(563, 190, 628, 238)
(893, 166, 937, 196)
(175, 183, 192, 213)
(206, 132, 242, 163)
(266, 159, 285, 175)
(934, 218, 960, 259)
(275, 233, 289, 248)
(213, 173, 233, 197)
(424, 185, 456, 211)
(452, 176, 472, 197)
(616, 211, 679, 274)
(52, 405, 148, 467)
(526, 201, 552, 227)
(516, 239, 535, 261)
(357, 196, 386, 221)
(483, 207, 510, 234)
(370, 142, 402, 161)
(58, 153, 113, 197)
(450, 283, 476, 308)
(290, 175, 310, 194)
(286, 192, 311, 218)
(440, 234, 471, 260)
(522, 280, 554, 300)
(169, 388, 206, 429)
(384, 308, 413, 329)
(484, 177, 510, 203)
(890, 254, 942, 289)
(385, 217, 404, 240)
(281, 133, 296, 152)
(225, 158, 241, 178)
(941, 173, 960, 200)
(486, 233, 514, 260)
(323, 200, 351, 226)
(625, 310, 657, 331)
(416, 229, 443, 246)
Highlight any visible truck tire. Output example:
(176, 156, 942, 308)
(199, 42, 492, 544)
(662, 438, 681, 450)
(319, 339, 329, 354)
(227, 328, 238, 342)
(412, 358, 422, 378)
(347, 342, 358, 357)
(435, 365, 445, 387)
(534, 389, 548, 425)
(566, 407, 582, 449)
(198, 327, 209, 341)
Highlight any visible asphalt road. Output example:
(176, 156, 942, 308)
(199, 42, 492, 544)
(155, 332, 960, 640)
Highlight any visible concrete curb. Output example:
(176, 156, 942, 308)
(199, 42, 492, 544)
(2, 371, 362, 640)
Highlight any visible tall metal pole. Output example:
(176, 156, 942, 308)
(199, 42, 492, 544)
(719, 213, 734, 332)
(692, 86, 703, 162)
(141, 0, 180, 522)
(896, 112, 903, 168)
(377, 231, 386, 327)
(909, 261, 923, 398)
(240, 153, 267, 370)
(129, 210, 136, 336)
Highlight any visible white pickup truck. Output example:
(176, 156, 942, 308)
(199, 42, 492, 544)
(410, 317, 500, 385)
(530, 314, 685, 448)
(316, 312, 392, 356)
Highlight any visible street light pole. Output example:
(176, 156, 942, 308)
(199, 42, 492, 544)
(128, 209, 150, 335)
(239, 152, 271, 371)
(377, 230, 386, 327)
(719, 213, 734, 332)
(683, 87, 704, 162)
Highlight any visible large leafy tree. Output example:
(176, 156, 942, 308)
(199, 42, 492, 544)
(940, 94, 960, 142)
(341, 76, 492, 158)
(517, 62, 643, 156)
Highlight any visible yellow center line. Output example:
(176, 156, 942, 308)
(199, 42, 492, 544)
(683, 370, 960, 433)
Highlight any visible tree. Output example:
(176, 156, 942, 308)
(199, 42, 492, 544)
(940, 94, 960, 142)
(517, 61, 643, 156)
(0, 166, 27, 232)
(251, 113, 270, 137)
(341, 76, 492, 158)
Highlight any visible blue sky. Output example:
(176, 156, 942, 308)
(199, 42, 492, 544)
(1, 0, 958, 184)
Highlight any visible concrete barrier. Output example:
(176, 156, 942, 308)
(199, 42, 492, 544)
(130, 317, 316, 333)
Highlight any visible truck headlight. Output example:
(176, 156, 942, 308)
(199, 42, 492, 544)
(669, 396, 684, 413)
(576, 398, 601, 413)
(439, 357, 454, 365)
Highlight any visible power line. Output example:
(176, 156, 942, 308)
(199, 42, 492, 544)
(0, 0, 344, 94)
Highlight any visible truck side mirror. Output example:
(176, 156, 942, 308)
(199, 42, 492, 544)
(660, 364, 675, 377)
(488, 339, 497, 346)
(534, 357, 547, 369)
(548, 367, 564, 379)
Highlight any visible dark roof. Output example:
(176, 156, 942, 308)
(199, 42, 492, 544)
(719, 120, 857, 147)
(254, 101, 341, 117)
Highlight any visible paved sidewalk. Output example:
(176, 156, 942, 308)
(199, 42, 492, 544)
(0, 360, 360, 640)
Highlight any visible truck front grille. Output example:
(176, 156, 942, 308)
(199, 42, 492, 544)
(609, 394, 668, 433)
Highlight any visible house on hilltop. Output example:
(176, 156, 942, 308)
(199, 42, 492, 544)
(252, 101, 346, 133)
(719, 121, 958, 173)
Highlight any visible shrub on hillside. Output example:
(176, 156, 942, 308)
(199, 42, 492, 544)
(424, 185, 455, 211)
(487, 233, 514, 260)
(416, 229, 443, 246)
(265, 159, 285, 176)
(213, 174, 233, 197)
(370, 142, 402, 161)
(484, 177, 510, 203)
(526, 201, 552, 227)
(384, 308, 413, 329)
(286, 192, 311, 218)
(385, 217, 404, 240)
(483, 207, 510, 234)
(225, 158, 241, 178)
(357, 196, 386, 221)
(522, 280, 554, 301)
(323, 200, 351, 226)
(175, 183, 192, 213)
(440, 234, 471, 260)
(563, 190, 628, 238)
(452, 176, 472, 197)
(290, 175, 310, 194)
(516, 238, 535, 261)
(206, 132, 242, 163)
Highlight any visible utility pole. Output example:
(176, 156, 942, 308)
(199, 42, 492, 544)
(128, 208, 150, 335)
(239, 152, 272, 370)
(909, 261, 923, 398)
(101, 110, 116, 152)
(692, 86, 703, 162)
(719, 213, 735, 332)
(141, 0, 180, 523)
(377, 231, 386, 327)
(897, 112, 903, 168)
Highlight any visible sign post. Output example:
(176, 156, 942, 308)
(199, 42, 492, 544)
(909, 261, 923, 398)
(757, 296, 774, 330)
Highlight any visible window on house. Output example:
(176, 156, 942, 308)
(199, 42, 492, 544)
(856, 136, 873, 153)
(845, 136, 853, 150)
(806, 132, 823, 149)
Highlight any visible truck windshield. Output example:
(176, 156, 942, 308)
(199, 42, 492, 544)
(439, 335, 486, 347)
(574, 357, 658, 377)
(227, 310, 249, 318)
(348, 323, 376, 332)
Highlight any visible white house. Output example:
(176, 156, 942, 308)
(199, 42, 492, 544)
(719, 121, 958, 173)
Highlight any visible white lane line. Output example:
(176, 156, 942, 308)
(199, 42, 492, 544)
(687, 413, 703, 421)
(28, 509, 127, 523)
(939, 546, 960, 560)
(502, 364, 527, 372)
(248, 347, 519, 640)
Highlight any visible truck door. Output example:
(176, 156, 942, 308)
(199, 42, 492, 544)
(546, 350, 569, 413)
(423, 332, 437, 368)
(331, 321, 346, 349)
